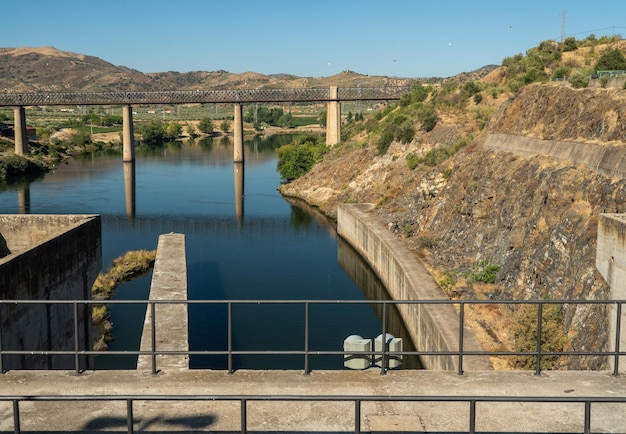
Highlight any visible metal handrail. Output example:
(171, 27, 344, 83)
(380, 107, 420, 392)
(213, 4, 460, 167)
(3, 393, 626, 434)
(1, 299, 624, 376)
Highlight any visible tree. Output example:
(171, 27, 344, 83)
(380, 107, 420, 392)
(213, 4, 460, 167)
(198, 117, 214, 134)
(165, 121, 182, 140)
(595, 48, 626, 71)
(220, 120, 230, 134)
(138, 120, 167, 146)
(276, 135, 326, 180)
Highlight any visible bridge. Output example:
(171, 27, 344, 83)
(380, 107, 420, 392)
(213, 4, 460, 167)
(0, 86, 411, 162)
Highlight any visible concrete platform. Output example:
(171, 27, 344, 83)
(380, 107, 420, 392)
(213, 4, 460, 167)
(1, 369, 625, 433)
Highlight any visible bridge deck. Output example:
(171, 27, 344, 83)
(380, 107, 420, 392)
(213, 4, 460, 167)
(0, 369, 625, 432)
(0, 87, 411, 106)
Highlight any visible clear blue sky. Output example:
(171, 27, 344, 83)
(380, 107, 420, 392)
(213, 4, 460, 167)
(2, 0, 625, 78)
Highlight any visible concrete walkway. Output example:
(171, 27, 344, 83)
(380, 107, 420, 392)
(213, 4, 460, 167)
(1, 369, 625, 433)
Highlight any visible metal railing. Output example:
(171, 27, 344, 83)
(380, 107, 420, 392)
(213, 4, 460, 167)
(1, 299, 624, 376)
(2, 393, 626, 434)
(0, 86, 412, 106)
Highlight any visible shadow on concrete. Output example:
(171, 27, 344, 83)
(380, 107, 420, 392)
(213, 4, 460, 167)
(81, 414, 217, 431)
(0, 232, 10, 258)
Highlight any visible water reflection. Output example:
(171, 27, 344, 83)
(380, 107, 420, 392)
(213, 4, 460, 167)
(123, 162, 135, 218)
(0, 133, 419, 371)
(17, 182, 30, 214)
(234, 162, 244, 226)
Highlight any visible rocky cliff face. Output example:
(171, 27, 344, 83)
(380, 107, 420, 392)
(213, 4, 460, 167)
(280, 83, 626, 369)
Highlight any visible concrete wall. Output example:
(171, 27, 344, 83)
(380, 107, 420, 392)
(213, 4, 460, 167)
(596, 214, 626, 372)
(485, 133, 626, 180)
(337, 203, 491, 371)
(0, 215, 101, 370)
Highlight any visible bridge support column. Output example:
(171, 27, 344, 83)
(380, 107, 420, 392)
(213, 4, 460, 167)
(233, 103, 244, 163)
(122, 105, 135, 162)
(13, 106, 28, 155)
(326, 86, 341, 146)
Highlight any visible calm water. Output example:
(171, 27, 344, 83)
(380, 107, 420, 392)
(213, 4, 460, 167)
(0, 135, 415, 370)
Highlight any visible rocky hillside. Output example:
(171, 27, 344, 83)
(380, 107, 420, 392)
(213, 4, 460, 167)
(280, 82, 626, 369)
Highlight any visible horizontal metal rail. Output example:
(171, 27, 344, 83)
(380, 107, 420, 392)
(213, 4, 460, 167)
(0, 86, 412, 106)
(1, 299, 624, 376)
(2, 393, 626, 434)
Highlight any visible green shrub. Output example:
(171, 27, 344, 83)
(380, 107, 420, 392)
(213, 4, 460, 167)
(570, 72, 590, 89)
(406, 153, 419, 170)
(376, 129, 394, 155)
(276, 135, 326, 180)
(511, 302, 568, 370)
(0, 155, 46, 181)
(466, 259, 499, 284)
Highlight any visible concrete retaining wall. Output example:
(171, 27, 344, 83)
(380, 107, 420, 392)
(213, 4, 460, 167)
(137, 233, 188, 371)
(596, 214, 626, 372)
(337, 203, 491, 371)
(0, 215, 101, 370)
(485, 133, 626, 179)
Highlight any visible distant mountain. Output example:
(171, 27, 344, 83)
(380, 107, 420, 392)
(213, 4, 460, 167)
(0, 46, 424, 93)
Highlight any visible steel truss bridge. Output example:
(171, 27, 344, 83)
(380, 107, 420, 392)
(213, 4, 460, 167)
(0, 86, 412, 106)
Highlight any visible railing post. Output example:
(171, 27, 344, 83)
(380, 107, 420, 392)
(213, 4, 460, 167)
(584, 400, 591, 434)
(12, 400, 21, 434)
(241, 399, 247, 434)
(127, 398, 134, 434)
(614, 302, 622, 376)
(380, 302, 387, 375)
(0, 307, 4, 374)
(469, 400, 476, 434)
(458, 302, 465, 375)
(150, 302, 157, 375)
(73, 302, 81, 374)
(228, 302, 234, 375)
(355, 399, 361, 434)
(303, 302, 310, 375)
(535, 301, 543, 376)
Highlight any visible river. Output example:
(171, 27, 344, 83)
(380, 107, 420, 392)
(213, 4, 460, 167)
(0, 135, 416, 370)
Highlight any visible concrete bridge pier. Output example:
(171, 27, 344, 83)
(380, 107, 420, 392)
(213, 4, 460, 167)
(233, 103, 244, 163)
(122, 105, 135, 162)
(13, 106, 28, 155)
(326, 86, 341, 146)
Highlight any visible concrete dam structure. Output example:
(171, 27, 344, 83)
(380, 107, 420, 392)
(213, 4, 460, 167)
(0, 215, 101, 370)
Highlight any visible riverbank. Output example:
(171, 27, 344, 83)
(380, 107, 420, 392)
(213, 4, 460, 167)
(91, 249, 156, 351)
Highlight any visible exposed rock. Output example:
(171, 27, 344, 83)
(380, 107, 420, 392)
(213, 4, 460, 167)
(280, 83, 626, 369)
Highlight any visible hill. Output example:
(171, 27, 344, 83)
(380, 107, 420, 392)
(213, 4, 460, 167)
(279, 38, 626, 370)
(0, 46, 425, 93)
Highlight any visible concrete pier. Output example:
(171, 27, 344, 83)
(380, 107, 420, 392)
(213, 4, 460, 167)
(233, 103, 244, 162)
(122, 105, 135, 162)
(12, 106, 28, 155)
(137, 233, 188, 372)
(326, 86, 341, 145)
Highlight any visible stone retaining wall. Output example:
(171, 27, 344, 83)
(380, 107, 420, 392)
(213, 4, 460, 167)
(337, 203, 491, 371)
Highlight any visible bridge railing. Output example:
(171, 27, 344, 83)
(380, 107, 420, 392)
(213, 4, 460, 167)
(3, 393, 625, 434)
(0, 299, 624, 376)
(0, 86, 412, 106)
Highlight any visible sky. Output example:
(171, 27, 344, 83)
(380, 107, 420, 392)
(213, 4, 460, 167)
(1, 0, 625, 79)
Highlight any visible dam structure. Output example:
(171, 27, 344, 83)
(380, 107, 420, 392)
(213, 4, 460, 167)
(1, 208, 626, 431)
